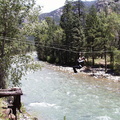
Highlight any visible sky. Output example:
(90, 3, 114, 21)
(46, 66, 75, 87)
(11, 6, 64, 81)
(36, 0, 95, 13)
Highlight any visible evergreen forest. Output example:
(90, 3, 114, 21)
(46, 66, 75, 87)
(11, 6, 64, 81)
(35, 0, 120, 74)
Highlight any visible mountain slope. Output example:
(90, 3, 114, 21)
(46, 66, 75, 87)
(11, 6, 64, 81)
(96, 0, 120, 13)
(39, 1, 96, 23)
(39, 0, 120, 23)
(39, 6, 63, 23)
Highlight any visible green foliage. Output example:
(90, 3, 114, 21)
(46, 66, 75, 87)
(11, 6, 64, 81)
(85, 4, 120, 67)
(60, 0, 85, 64)
(32, 0, 120, 73)
(64, 116, 66, 120)
(113, 49, 120, 74)
(7, 53, 41, 87)
(0, 0, 41, 88)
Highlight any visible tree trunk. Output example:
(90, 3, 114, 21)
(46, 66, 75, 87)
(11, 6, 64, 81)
(110, 51, 114, 70)
(92, 47, 95, 66)
(104, 46, 107, 73)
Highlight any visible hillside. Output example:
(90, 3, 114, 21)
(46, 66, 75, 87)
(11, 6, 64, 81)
(39, 1, 96, 23)
(39, 6, 63, 24)
(96, 0, 120, 13)
(39, 0, 120, 23)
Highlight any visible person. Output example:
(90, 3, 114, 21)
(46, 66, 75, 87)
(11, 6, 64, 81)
(73, 56, 85, 73)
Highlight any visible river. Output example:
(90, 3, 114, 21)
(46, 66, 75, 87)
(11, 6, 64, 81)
(21, 59, 120, 120)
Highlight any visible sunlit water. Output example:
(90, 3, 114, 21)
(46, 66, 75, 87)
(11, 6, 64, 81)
(21, 62, 120, 120)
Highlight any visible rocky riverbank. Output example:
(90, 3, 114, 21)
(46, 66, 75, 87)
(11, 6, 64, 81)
(45, 63, 120, 82)
(31, 51, 120, 82)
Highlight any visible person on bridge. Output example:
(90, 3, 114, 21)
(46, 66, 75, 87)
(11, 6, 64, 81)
(73, 55, 85, 73)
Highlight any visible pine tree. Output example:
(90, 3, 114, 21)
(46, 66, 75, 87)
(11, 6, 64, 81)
(60, 0, 74, 64)
(71, 0, 85, 51)
(85, 5, 102, 65)
(60, 0, 85, 64)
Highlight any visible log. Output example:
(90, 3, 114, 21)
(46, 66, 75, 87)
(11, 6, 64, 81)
(0, 87, 23, 119)
(0, 88, 23, 97)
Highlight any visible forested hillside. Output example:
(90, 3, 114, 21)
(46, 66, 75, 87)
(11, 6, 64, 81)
(39, 1, 96, 24)
(35, 0, 120, 74)
(40, 0, 120, 24)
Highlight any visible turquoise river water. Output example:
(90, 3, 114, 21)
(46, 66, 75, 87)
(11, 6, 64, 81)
(21, 62, 120, 120)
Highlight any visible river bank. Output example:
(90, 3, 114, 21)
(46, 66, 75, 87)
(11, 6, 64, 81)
(44, 62, 120, 82)
(0, 98, 37, 120)
(31, 51, 120, 82)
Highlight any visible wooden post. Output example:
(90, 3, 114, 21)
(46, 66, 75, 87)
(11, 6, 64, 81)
(13, 95, 22, 113)
(0, 87, 23, 119)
